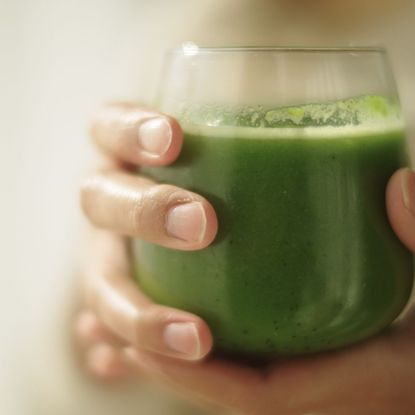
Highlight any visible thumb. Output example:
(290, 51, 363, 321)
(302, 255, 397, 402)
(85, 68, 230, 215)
(386, 168, 415, 253)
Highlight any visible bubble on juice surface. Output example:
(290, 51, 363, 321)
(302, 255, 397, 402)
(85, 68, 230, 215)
(180, 95, 401, 129)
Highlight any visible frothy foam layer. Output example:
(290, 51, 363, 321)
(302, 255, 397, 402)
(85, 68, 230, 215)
(180, 95, 404, 138)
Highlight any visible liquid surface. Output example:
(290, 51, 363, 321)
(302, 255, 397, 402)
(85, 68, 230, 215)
(180, 95, 401, 129)
(134, 96, 413, 356)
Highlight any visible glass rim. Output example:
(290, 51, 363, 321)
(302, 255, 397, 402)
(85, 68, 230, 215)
(169, 44, 387, 55)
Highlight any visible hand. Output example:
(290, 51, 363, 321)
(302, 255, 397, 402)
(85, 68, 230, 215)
(75, 103, 217, 379)
(123, 169, 415, 415)
(76, 102, 415, 415)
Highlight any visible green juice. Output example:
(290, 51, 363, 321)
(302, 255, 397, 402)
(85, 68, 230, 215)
(133, 97, 413, 356)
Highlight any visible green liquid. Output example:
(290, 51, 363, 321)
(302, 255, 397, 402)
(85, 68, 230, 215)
(133, 100, 413, 356)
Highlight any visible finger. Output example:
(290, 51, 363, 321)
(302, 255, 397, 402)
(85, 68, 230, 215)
(86, 343, 130, 381)
(84, 230, 213, 361)
(386, 168, 415, 252)
(124, 349, 262, 413)
(80, 171, 218, 250)
(90, 103, 183, 166)
(75, 310, 126, 348)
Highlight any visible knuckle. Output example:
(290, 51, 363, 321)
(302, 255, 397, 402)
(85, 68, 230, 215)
(141, 304, 167, 325)
(130, 190, 146, 235)
(150, 183, 177, 200)
(131, 184, 183, 234)
(80, 173, 111, 216)
(151, 184, 195, 206)
(130, 183, 201, 239)
(91, 105, 133, 151)
(111, 123, 129, 152)
(114, 108, 154, 154)
(138, 304, 169, 329)
(128, 184, 202, 237)
(84, 270, 105, 310)
(131, 304, 162, 345)
(79, 176, 98, 215)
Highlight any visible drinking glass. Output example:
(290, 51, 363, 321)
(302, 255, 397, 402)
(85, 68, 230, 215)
(133, 46, 413, 357)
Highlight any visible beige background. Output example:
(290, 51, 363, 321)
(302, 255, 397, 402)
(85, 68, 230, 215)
(1, 0, 415, 413)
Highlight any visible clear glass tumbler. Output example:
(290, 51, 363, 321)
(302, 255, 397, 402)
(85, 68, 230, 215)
(133, 46, 413, 357)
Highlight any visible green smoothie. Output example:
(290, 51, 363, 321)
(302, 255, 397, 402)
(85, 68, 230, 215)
(133, 96, 413, 356)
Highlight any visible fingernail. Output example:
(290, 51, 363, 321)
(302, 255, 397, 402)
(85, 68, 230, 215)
(401, 168, 415, 215)
(166, 202, 206, 242)
(138, 118, 172, 156)
(163, 322, 201, 359)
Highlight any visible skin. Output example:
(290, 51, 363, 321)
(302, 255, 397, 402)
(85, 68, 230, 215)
(76, 102, 415, 414)
(282, 0, 411, 21)
(246, 0, 412, 36)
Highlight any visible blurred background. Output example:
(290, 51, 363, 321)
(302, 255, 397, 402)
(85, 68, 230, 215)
(1, 0, 415, 413)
